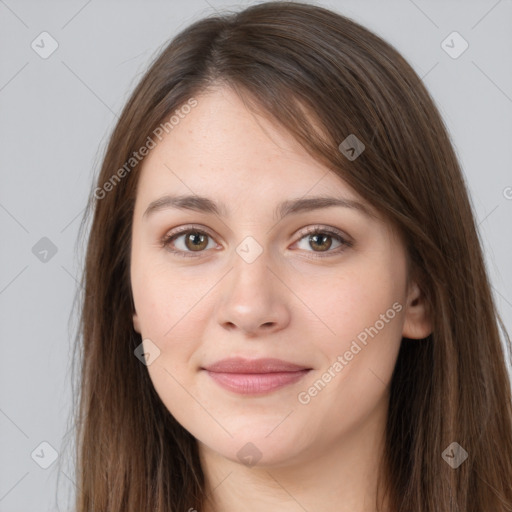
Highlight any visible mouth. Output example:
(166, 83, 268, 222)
(201, 357, 312, 395)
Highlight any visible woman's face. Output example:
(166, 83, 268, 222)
(130, 86, 430, 468)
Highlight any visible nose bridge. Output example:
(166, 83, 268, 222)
(215, 237, 290, 335)
(228, 239, 276, 302)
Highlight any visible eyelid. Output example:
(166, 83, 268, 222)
(163, 224, 214, 239)
(294, 225, 352, 244)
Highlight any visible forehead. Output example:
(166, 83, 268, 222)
(135, 86, 367, 209)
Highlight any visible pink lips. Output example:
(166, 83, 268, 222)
(202, 357, 311, 395)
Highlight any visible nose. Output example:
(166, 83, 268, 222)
(215, 253, 291, 337)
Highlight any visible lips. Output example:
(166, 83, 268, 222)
(202, 357, 311, 373)
(201, 357, 312, 395)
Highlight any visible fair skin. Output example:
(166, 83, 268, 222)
(130, 85, 431, 512)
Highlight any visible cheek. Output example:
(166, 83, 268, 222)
(131, 260, 205, 390)
(300, 260, 405, 400)
(133, 267, 209, 423)
(301, 262, 405, 350)
(294, 267, 404, 437)
(132, 252, 200, 334)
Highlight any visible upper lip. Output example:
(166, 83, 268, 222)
(202, 357, 311, 374)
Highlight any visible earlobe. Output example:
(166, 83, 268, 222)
(401, 281, 432, 340)
(133, 311, 141, 334)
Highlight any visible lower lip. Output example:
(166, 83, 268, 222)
(204, 369, 311, 394)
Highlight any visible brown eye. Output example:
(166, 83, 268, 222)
(162, 228, 216, 257)
(308, 233, 333, 252)
(183, 231, 209, 251)
(294, 227, 352, 258)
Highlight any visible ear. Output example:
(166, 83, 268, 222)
(133, 310, 141, 334)
(402, 280, 432, 340)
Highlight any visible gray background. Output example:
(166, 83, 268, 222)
(1, 0, 511, 510)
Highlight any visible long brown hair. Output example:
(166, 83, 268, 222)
(67, 2, 512, 510)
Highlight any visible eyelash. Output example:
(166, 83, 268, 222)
(160, 224, 353, 259)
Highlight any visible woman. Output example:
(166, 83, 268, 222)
(70, 2, 512, 510)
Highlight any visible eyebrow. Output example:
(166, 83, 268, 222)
(142, 194, 375, 221)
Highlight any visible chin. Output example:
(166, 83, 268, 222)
(201, 429, 308, 469)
